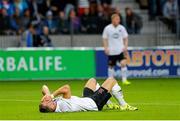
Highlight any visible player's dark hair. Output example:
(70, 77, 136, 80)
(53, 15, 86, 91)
(39, 104, 49, 113)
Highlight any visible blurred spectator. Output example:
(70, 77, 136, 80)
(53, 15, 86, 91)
(89, 0, 98, 4)
(89, 0, 98, 10)
(100, 0, 112, 5)
(138, 0, 148, 9)
(0, 0, 121, 35)
(40, 26, 53, 47)
(125, 7, 143, 34)
(10, 7, 22, 34)
(21, 9, 31, 31)
(97, 5, 110, 33)
(64, 4, 75, 19)
(33, 33, 43, 47)
(162, 0, 179, 33)
(163, 0, 178, 18)
(23, 22, 43, 47)
(88, 0, 100, 34)
(0, 0, 14, 16)
(78, 0, 89, 16)
(23, 22, 34, 47)
(50, 0, 66, 16)
(13, 0, 28, 16)
(69, 9, 81, 34)
(114, 7, 124, 25)
(36, 0, 50, 17)
(50, 0, 77, 16)
(81, 7, 98, 34)
(44, 10, 58, 34)
(148, 0, 167, 21)
(0, 8, 11, 34)
(26, 0, 43, 23)
(26, 0, 37, 17)
(148, 0, 157, 21)
(58, 11, 69, 34)
(159, 0, 167, 15)
(31, 24, 44, 47)
(99, 0, 112, 12)
(81, 8, 91, 33)
(89, 1, 98, 16)
(179, 0, 180, 14)
(97, 5, 104, 33)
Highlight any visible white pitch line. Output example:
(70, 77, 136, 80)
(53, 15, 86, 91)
(130, 102, 180, 106)
(0, 99, 39, 102)
(0, 99, 180, 106)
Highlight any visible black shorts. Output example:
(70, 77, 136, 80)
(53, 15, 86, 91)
(108, 52, 126, 66)
(83, 87, 111, 111)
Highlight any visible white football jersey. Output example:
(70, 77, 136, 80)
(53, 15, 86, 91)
(54, 96, 98, 112)
(102, 24, 128, 55)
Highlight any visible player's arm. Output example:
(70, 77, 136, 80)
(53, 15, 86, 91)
(42, 85, 51, 95)
(103, 38, 109, 55)
(51, 85, 71, 99)
(123, 37, 128, 58)
(122, 25, 129, 57)
(102, 27, 109, 55)
(123, 37, 128, 51)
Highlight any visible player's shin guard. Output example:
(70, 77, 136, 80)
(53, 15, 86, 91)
(112, 83, 127, 106)
(108, 67, 115, 77)
(121, 66, 127, 82)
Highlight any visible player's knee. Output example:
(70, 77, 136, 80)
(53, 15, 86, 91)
(107, 77, 117, 83)
(120, 61, 127, 67)
(121, 64, 126, 68)
(107, 77, 115, 81)
(89, 78, 97, 83)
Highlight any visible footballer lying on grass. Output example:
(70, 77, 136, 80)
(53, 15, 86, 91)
(39, 77, 138, 113)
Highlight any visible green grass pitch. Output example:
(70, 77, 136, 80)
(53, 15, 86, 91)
(0, 78, 180, 120)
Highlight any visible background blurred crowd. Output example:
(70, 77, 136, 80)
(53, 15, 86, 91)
(0, 0, 179, 47)
(147, 0, 180, 33)
(0, 0, 143, 36)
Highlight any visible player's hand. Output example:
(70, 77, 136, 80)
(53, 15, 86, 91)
(123, 47, 128, 52)
(42, 94, 53, 100)
(41, 95, 50, 102)
(104, 48, 110, 55)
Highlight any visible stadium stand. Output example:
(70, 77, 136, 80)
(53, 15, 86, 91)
(0, 0, 179, 48)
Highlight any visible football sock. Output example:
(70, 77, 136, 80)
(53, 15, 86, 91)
(108, 67, 115, 77)
(121, 66, 127, 82)
(95, 82, 100, 91)
(112, 83, 127, 106)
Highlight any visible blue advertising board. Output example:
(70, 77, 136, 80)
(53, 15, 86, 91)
(96, 47, 180, 78)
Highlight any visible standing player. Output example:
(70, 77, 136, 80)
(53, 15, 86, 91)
(102, 13, 131, 85)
